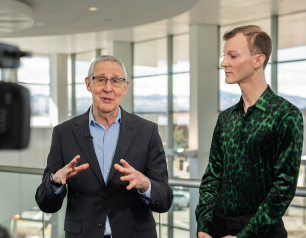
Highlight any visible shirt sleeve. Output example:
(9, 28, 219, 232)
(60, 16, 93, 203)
(51, 184, 65, 194)
(137, 178, 152, 204)
(195, 117, 223, 234)
(237, 109, 304, 238)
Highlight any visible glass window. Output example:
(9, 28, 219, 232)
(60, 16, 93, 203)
(278, 61, 306, 154)
(173, 73, 190, 112)
(17, 56, 51, 126)
(76, 84, 92, 115)
(133, 38, 167, 77)
(279, 12, 306, 57)
(173, 112, 189, 149)
(133, 75, 167, 113)
(136, 113, 167, 144)
(75, 51, 95, 83)
(173, 34, 190, 73)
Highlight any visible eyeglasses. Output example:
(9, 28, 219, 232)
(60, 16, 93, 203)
(91, 76, 126, 88)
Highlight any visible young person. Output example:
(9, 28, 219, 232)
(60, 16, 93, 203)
(196, 25, 304, 238)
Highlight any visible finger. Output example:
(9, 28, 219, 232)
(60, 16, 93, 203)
(120, 175, 134, 182)
(126, 180, 136, 190)
(120, 159, 131, 169)
(74, 163, 89, 172)
(68, 155, 80, 169)
(67, 171, 78, 179)
(114, 164, 131, 175)
(61, 177, 67, 185)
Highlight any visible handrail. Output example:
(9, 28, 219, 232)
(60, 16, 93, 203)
(1, 166, 306, 197)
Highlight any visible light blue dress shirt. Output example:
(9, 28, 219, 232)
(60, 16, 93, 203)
(51, 106, 152, 236)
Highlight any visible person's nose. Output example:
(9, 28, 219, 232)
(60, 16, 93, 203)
(220, 57, 228, 68)
(103, 79, 113, 92)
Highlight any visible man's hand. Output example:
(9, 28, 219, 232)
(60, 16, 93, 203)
(114, 159, 149, 192)
(52, 155, 89, 185)
(198, 232, 212, 238)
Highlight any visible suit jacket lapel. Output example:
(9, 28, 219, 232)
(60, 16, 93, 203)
(72, 110, 105, 188)
(107, 108, 139, 185)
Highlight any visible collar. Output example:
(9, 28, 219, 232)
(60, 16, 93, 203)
(231, 85, 275, 113)
(89, 105, 122, 128)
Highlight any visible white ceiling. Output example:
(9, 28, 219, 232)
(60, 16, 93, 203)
(0, 0, 306, 54)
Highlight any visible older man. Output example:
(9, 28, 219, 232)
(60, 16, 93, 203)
(36, 55, 173, 238)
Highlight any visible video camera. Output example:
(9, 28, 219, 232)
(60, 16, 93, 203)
(0, 43, 31, 149)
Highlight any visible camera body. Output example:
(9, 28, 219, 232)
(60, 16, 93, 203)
(0, 43, 31, 149)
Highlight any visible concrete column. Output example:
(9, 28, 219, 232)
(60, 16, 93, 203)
(107, 42, 133, 113)
(50, 54, 68, 126)
(189, 24, 219, 177)
(271, 15, 278, 93)
(189, 24, 219, 237)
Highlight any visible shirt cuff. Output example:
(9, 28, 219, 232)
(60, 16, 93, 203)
(51, 183, 64, 194)
(137, 178, 152, 204)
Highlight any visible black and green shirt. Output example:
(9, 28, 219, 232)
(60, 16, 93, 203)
(196, 85, 304, 238)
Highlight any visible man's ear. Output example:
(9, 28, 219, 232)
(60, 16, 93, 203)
(254, 54, 266, 70)
(85, 77, 92, 92)
(122, 81, 129, 96)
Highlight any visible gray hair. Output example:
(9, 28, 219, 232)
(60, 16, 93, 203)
(87, 55, 128, 79)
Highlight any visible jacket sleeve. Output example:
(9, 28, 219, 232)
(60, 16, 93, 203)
(237, 109, 304, 238)
(35, 126, 67, 213)
(147, 123, 173, 213)
(195, 117, 223, 234)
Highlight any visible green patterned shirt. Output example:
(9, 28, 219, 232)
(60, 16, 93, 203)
(196, 85, 304, 238)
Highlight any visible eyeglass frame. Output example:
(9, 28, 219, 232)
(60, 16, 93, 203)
(90, 76, 126, 88)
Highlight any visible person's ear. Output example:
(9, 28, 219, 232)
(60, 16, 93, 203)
(122, 80, 129, 96)
(85, 77, 92, 92)
(254, 54, 266, 70)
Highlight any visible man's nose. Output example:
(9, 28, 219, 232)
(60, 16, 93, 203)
(220, 57, 227, 68)
(103, 80, 113, 92)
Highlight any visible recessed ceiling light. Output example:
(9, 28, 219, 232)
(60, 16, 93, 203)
(36, 23, 45, 26)
(89, 7, 98, 11)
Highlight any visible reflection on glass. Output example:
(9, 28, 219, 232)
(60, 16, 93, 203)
(173, 73, 190, 112)
(75, 51, 95, 84)
(18, 57, 50, 84)
(76, 84, 92, 115)
(219, 64, 272, 111)
(134, 38, 167, 77)
(19, 84, 50, 126)
(136, 113, 167, 144)
(173, 112, 189, 149)
(134, 75, 167, 112)
(173, 34, 190, 73)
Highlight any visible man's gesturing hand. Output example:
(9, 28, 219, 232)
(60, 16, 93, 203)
(114, 159, 149, 192)
(52, 155, 89, 185)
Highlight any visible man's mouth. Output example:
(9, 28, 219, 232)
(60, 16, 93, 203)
(101, 97, 114, 103)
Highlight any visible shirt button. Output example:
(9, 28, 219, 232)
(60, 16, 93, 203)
(241, 140, 245, 144)
(236, 182, 240, 186)
(239, 161, 242, 165)
(155, 201, 159, 205)
(106, 132, 108, 135)
(105, 196, 110, 201)
(234, 202, 237, 208)
(98, 223, 103, 228)
(107, 170, 109, 173)
(106, 151, 109, 154)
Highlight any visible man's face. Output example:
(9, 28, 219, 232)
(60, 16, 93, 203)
(220, 33, 255, 84)
(85, 60, 129, 114)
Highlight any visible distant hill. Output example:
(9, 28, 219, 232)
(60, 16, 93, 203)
(220, 91, 306, 111)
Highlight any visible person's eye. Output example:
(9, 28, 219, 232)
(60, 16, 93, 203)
(231, 55, 237, 59)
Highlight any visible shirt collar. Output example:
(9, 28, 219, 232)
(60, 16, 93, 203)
(89, 106, 122, 127)
(231, 85, 275, 113)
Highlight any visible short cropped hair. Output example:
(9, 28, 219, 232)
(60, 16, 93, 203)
(223, 25, 272, 69)
(87, 55, 128, 79)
